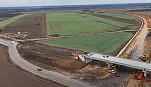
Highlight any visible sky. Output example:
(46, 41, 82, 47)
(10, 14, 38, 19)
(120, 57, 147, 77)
(0, 0, 151, 7)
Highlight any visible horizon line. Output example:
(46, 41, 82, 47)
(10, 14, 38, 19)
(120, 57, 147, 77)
(0, 2, 151, 8)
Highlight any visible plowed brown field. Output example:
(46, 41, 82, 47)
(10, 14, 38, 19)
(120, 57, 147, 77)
(3, 13, 47, 39)
(90, 13, 139, 26)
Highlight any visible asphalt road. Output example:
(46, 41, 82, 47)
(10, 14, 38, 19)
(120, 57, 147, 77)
(0, 39, 90, 87)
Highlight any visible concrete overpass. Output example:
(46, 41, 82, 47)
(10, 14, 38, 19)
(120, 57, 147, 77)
(78, 53, 151, 77)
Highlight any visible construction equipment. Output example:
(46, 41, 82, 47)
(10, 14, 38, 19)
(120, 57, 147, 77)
(139, 54, 148, 62)
(131, 70, 143, 80)
(108, 64, 120, 74)
(120, 53, 130, 59)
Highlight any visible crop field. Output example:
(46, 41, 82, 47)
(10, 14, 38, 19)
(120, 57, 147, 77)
(90, 13, 140, 29)
(98, 12, 137, 20)
(0, 18, 7, 22)
(0, 14, 28, 28)
(46, 13, 137, 36)
(3, 13, 46, 39)
(41, 32, 133, 55)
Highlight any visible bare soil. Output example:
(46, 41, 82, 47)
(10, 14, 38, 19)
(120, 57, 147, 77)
(127, 79, 142, 87)
(0, 44, 66, 87)
(134, 13, 151, 28)
(143, 36, 151, 62)
(17, 41, 110, 80)
(17, 41, 86, 71)
(90, 13, 140, 26)
(2, 13, 47, 39)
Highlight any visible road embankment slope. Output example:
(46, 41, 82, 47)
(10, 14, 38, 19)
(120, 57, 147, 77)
(0, 39, 90, 87)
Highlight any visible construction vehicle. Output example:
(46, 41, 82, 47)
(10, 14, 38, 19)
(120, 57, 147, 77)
(108, 64, 120, 74)
(139, 54, 150, 62)
(114, 73, 120, 77)
(120, 53, 130, 59)
(139, 54, 147, 62)
(131, 70, 143, 80)
(37, 68, 42, 71)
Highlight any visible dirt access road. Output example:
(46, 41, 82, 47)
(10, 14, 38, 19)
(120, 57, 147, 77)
(124, 14, 151, 87)
(125, 14, 150, 60)
(0, 44, 65, 87)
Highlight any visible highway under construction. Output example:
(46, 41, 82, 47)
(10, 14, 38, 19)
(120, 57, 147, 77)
(79, 13, 151, 78)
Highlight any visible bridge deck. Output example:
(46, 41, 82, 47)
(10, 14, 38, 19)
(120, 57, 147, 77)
(85, 53, 151, 71)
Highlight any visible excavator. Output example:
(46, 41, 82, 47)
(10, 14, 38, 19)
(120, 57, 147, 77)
(139, 53, 150, 62)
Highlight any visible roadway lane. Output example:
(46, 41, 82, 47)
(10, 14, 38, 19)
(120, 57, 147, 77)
(0, 39, 90, 87)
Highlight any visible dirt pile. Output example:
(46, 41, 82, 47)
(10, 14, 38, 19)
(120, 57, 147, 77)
(17, 41, 110, 79)
(133, 13, 151, 28)
(143, 36, 151, 62)
(74, 65, 110, 79)
(17, 41, 86, 71)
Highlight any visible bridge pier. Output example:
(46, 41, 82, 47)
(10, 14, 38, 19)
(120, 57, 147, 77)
(84, 57, 92, 63)
(106, 61, 111, 67)
(142, 69, 147, 77)
(78, 55, 92, 63)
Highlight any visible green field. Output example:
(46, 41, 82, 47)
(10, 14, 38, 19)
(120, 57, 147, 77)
(46, 13, 135, 36)
(41, 32, 133, 55)
(0, 14, 29, 28)
(98, 12, 137, 20)
(0, 18, 8, 22)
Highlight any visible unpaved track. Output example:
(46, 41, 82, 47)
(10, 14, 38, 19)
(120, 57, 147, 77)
(125, 14, 150, 87)
(0, 44, 64, 87)
(125, 15, 149, 60)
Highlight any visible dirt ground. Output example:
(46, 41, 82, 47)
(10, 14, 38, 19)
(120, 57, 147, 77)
(17, 41, 110, 79)
(0, 44, 66, 87)
(121, 13, 151, 87)
(90, 13, 140, 26)
(133, 13, 151, 28)
(127, 79, 143, 87)
(17, 41, 86, 71)
(143, 36, 151, 62)
(2, 13, 47, 39)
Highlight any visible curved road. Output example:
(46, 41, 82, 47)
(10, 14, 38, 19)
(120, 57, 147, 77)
(0, 44, 63, 87)
(0, 39, 90, 87)
(125, 14, 150, 60)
